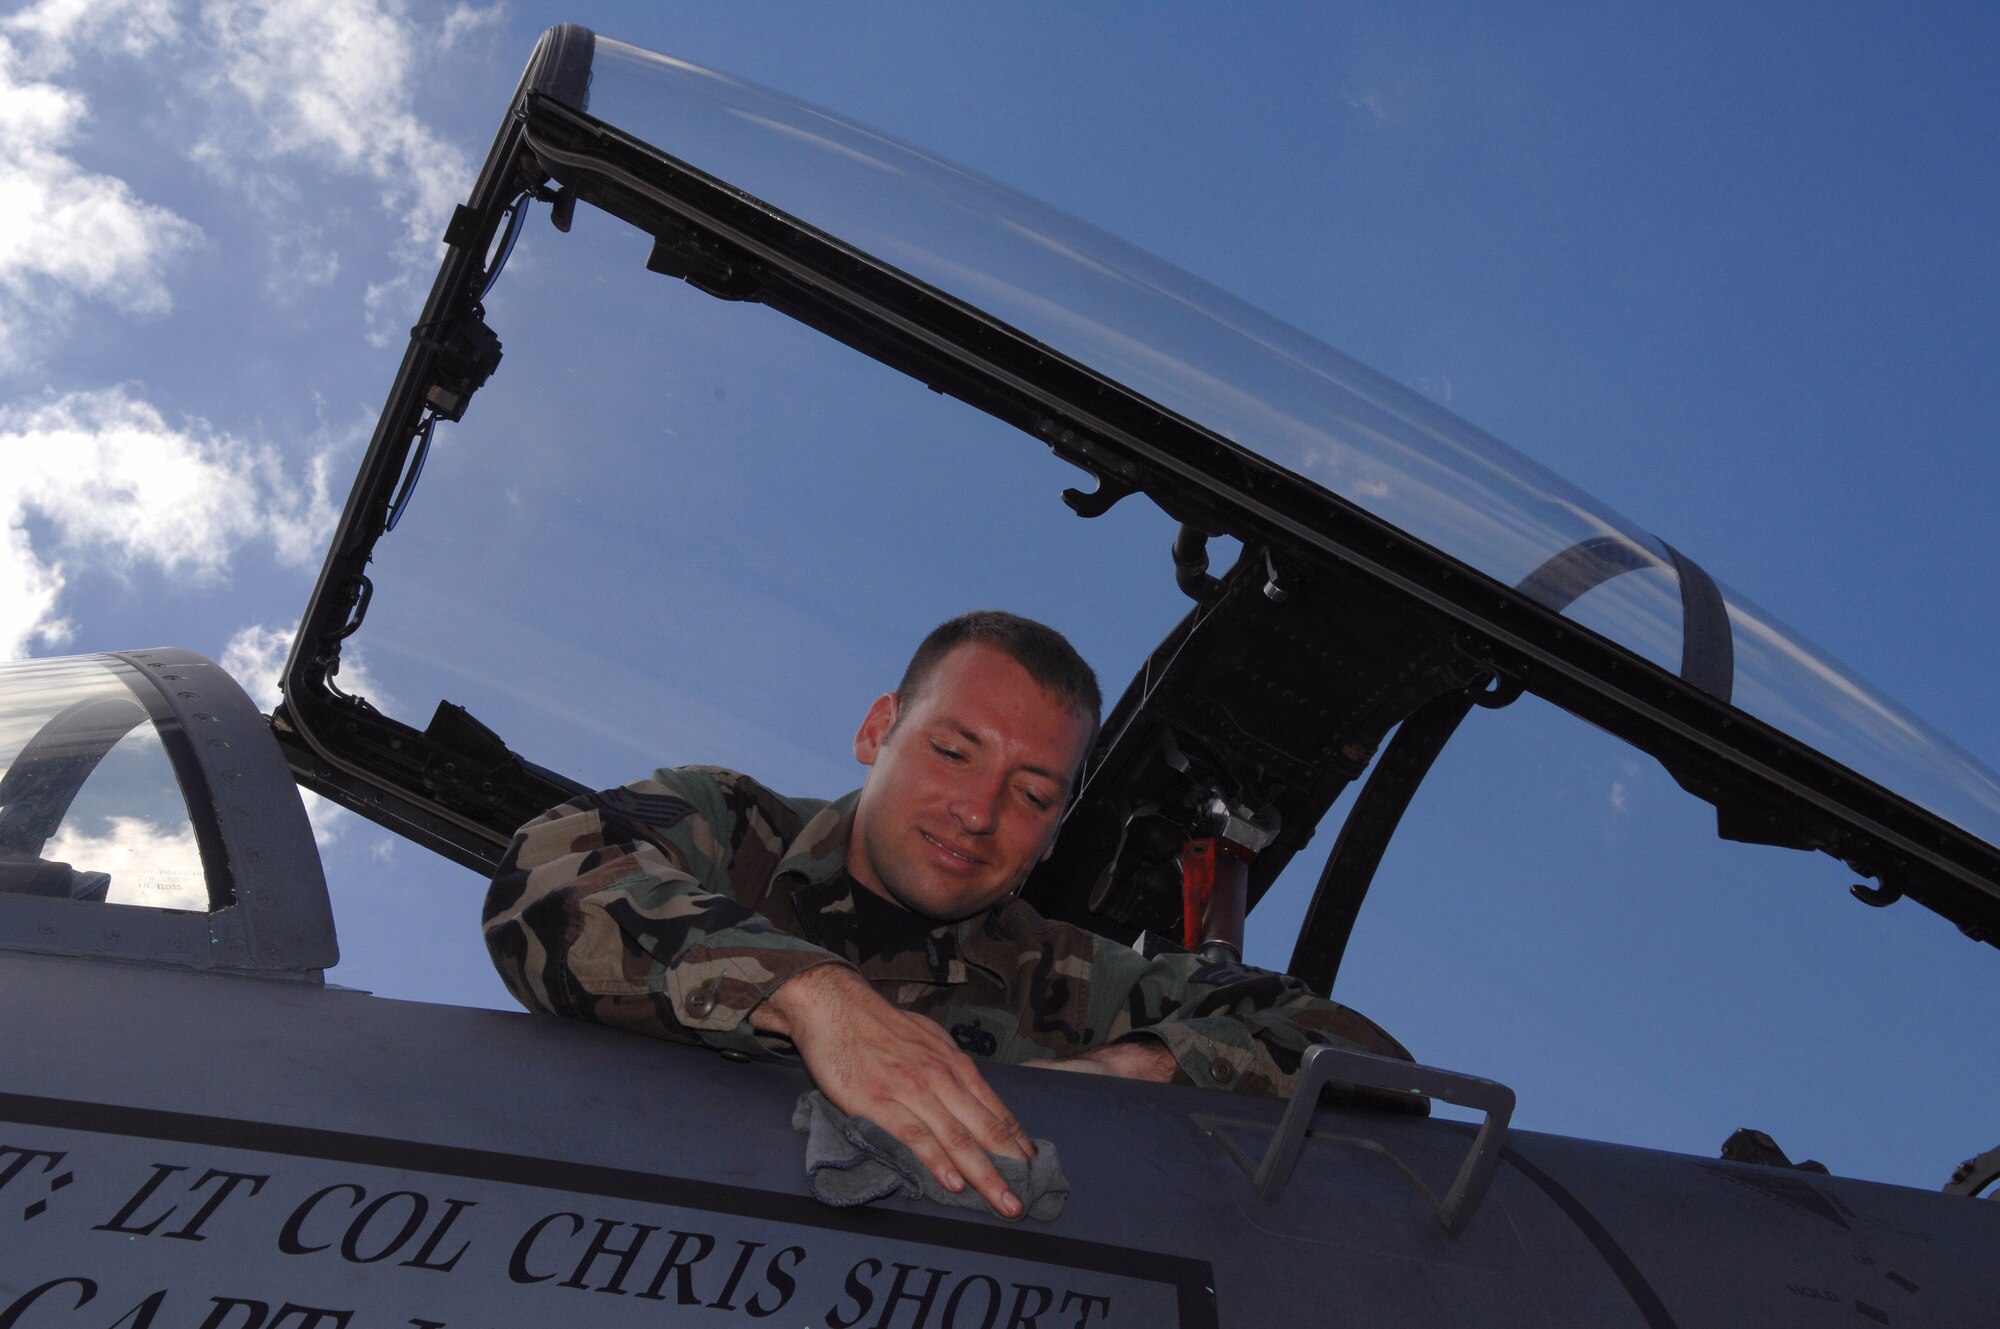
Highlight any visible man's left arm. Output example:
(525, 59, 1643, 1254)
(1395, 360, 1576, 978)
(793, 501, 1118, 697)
(1046, 945, 1418, 1099)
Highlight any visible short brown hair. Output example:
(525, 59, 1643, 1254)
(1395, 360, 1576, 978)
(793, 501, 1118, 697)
(897, 611, 1102, 732)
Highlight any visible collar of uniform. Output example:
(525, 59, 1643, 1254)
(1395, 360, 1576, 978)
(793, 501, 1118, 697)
(777, 793, 971, 985)
(772, 788, 863, 889)
(790, 873, 972, 984)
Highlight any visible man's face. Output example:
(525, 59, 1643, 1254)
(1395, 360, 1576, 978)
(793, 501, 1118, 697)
(847, 643, 1093, 921)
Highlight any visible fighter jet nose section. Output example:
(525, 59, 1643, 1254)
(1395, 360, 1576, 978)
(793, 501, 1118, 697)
(0, 648, 335, 976)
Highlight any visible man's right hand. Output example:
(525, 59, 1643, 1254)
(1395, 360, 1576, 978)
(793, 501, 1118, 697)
(752, 964, 1036, 1218)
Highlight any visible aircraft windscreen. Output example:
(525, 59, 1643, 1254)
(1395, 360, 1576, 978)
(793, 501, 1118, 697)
(0, 656, 208, 911)
(549, 37, 2000, 854)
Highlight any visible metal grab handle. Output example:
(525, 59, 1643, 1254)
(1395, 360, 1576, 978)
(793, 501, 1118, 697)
(1254, 1044, 1515, 1236)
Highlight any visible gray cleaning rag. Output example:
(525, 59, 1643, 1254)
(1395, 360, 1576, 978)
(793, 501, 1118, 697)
(791, 1090, 1069, 1221)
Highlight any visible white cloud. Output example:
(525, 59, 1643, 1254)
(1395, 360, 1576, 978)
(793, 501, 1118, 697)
(194, 0, 476, 341)
(0, 1, 482, 850)
(1, 0, 484, 362)
(439, 2, 503, 51)
(1608, 780, 1628, 812)
(0, 387, 345, 660)
(300, 789, 353, 848)
(45, 812, 207, 909)
(0, 519, 71, 653)
(220, 616, 386, 713)
(269, 224, 341, 295)
(1344, 89, 1389, 125)
(1, 0, 180, 64)
(251, 429, 344, 567)
(219, 619, 291, 710)
(0, 3, 202, 368)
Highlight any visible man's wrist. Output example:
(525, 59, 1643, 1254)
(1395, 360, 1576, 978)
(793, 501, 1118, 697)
(750, 959, 864, 1037)
(1085, 1040, 1180, 1082)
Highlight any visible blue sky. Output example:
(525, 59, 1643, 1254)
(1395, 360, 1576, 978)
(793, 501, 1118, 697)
(3, 1, 1995, 1193)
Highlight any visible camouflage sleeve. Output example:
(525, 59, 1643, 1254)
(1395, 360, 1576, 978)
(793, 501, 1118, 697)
(481, 768, 854, 1058)
(1089, 944, 1418, 1101)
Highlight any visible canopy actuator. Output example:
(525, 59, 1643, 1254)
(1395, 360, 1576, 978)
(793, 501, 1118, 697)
(417, 310, 503, 423)
(1180, 793, 1280, 963)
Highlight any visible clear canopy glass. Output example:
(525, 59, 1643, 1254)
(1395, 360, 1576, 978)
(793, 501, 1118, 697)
(570, 37, 2000, 853)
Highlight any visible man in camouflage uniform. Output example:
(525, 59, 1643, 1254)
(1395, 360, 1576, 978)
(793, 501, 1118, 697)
(484, 611, 1408, 1219)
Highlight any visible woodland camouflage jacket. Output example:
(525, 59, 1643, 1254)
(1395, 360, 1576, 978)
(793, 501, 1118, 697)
(483, 766, 1413, 1096)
